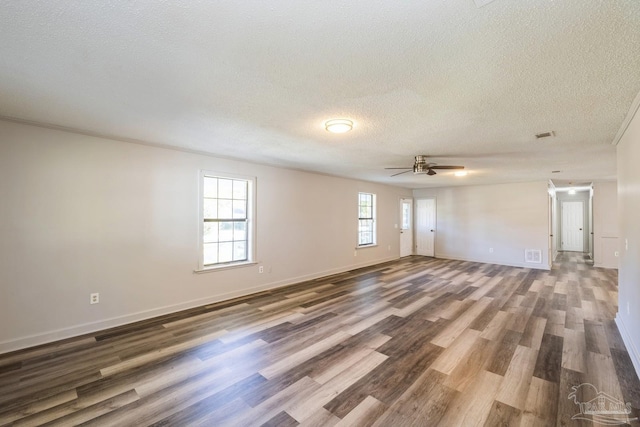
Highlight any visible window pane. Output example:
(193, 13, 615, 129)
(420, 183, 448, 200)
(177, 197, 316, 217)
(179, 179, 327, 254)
(233, 180, 247, 200)
(203, 177, 218, 198)
(218, 179, 233, 199)
(234, 221, 247, 241)
(233, 200, 247, 219)
(219, 221, 233, 242)
(402, 203, 410, 229)
(218, 199, 232, 218)
(359, 232, 372, 245)
(204, 223, 219, 243)
(203, 243, 218, 265)
(219, 242, 233, 263)
(360, 206, 371, 219)
(204, 199, 218, 219)
(234, 241, 247, 261)
(359, 233, 368, 245)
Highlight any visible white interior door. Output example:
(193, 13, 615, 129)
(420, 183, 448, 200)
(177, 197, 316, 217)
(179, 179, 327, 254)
(561, 201, 584, 252)
(548, 194, 553, 268)
(416, 198, 435, 256)
(400, 198, 413, 257)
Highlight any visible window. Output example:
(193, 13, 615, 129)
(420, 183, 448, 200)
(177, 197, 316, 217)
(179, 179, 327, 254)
(200, 172, 255, 269)
(401, 200, 411, 230)
(358, 192, 376, 246)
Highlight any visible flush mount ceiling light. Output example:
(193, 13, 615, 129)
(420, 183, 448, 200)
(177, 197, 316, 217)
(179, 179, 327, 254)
(454, 171, 468, 177)
(324, 119, 353, 133)
(568, 189, 576, 195)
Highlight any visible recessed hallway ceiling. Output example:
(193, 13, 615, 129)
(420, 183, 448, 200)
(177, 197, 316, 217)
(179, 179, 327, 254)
(1, 1, 639, 188)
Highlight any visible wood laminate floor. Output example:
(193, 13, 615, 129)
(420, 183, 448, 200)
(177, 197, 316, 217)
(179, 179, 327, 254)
(1, 253, 639, 426)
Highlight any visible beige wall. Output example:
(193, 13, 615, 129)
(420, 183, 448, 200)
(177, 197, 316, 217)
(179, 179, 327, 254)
(616, 104, 640, 377)
(0, 120, 412, 353)
(413, 181, 550, 269)
(593, 181, 619, 268)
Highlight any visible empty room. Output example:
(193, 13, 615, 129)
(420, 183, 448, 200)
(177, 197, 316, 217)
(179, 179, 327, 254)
(1, 1, 640, 426)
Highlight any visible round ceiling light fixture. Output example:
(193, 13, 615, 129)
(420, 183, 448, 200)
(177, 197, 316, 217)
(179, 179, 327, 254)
(324, 119, 353, 133)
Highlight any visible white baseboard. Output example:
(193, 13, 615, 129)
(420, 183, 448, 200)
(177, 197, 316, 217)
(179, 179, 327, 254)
(594, 263, 618, 269)
(435, 253, 551, 271)
(615, 314, 640, 380)
(0, 255, 398, 355)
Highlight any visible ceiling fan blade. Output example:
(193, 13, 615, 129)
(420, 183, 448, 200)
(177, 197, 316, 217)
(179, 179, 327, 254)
(385, 167, 413, 169)
(390, 170, 412, 177)
(429, 165, 464, 170)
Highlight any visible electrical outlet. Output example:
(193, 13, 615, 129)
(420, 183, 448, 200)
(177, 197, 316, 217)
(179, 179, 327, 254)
(489, 248, 493, 253)
(388, 245, 391, 251)
(615, 251, 619, 257)
(354, 250, 357, 257)
(258, 266, 264, 274)
(626, 239, 629, 250)
(90, 293, 99, 304)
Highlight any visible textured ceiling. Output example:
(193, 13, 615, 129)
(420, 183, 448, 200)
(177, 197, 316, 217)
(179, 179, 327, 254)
(1, 1, 640, 188)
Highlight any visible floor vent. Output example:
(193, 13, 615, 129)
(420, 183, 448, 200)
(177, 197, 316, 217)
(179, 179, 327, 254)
(525, 249, 542, 264)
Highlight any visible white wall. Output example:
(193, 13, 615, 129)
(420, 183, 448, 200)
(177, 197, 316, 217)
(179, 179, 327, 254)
(616, 104, 640, 377)
(0, 120, 412, 353)
(413, 181, 550, 269)
(593, 181, 619, 269)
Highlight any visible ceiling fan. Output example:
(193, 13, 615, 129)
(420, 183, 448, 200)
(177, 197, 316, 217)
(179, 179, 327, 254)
(386, 155, 464, 177)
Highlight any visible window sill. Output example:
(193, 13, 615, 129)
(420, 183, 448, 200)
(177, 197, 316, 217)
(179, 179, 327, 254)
(194, 261, 257, 274)
(356, 244, 378, 250)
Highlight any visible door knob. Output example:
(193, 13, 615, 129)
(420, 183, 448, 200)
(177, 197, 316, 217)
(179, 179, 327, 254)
(430, 229, 434, 232)
(579, 228, 583, 231)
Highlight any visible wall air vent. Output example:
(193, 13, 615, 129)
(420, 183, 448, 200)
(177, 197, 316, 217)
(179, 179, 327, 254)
(535, 131, 555, 139)
(525, 249, 542, 264)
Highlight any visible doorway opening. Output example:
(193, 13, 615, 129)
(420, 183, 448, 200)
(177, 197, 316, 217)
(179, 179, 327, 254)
(552, 183, 593, 261)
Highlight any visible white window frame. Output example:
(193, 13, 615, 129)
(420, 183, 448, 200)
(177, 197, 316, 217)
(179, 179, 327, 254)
(357, 192, 377, 247)
(197, 170, 256, 272)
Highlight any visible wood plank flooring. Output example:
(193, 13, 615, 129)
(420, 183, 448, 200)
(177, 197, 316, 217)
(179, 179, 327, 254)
(1, 253, 639, 426)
